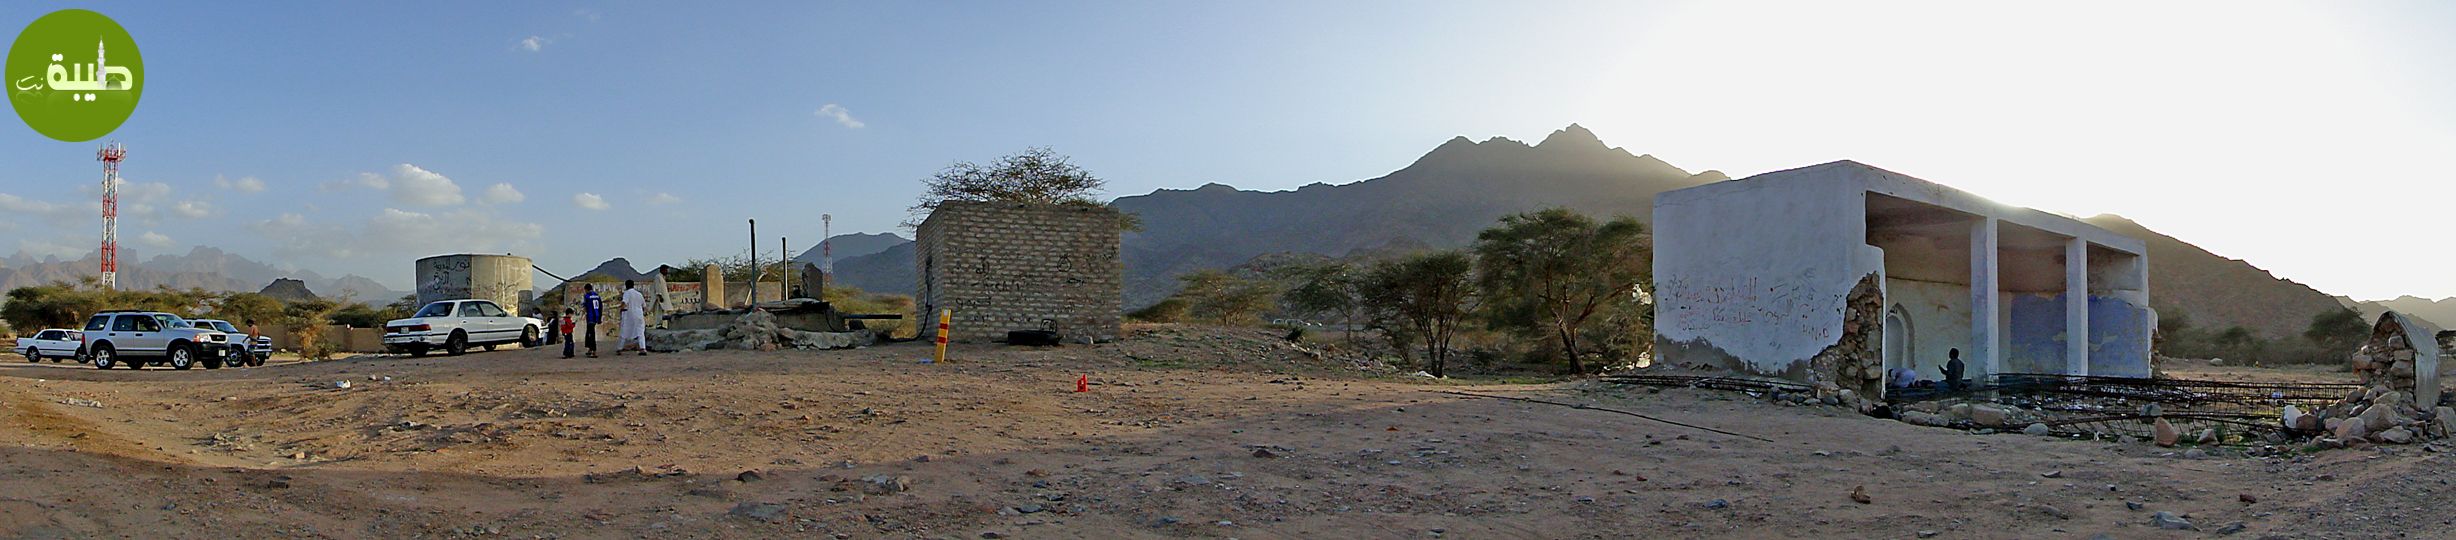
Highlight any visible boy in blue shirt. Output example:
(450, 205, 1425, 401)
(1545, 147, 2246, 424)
(583, 284, 604, 358)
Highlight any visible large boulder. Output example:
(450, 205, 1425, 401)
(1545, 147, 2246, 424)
(2336, 417, 2369, 442)
(2153, 418, 2179, 447)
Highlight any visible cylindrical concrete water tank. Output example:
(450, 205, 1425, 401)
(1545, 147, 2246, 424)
(415, 254, 536, 315)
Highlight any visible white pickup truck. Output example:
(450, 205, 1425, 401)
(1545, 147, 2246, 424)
(382, 299, 541, 357)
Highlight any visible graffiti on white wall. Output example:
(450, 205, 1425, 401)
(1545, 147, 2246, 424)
(1658, 267, 1844, 355)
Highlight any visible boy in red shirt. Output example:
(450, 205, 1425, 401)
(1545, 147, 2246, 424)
(559, 308, 579, 359)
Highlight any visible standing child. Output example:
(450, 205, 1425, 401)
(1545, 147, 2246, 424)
(560, 308, 578, 359)
(583, 284, 604, 358)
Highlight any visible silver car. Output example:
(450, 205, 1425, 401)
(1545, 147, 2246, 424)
(81, 311, 240, 370)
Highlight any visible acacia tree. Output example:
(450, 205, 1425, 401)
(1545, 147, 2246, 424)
(1472, 208, 1651, 374)
(1174, 270, 1279, 325)
(908, 146, 1111, 223)
(1363, 251, 1477, 378)
(1281, 261, 1368, 342)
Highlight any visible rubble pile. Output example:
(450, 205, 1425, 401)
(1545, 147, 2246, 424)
(647, 309, 874, 353)
(1808, 275, 1887, 407)
(2296, 314, 2451, 446)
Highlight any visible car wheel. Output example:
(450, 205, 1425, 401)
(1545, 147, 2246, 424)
(91, 346, 116, 370)
(522, 326, 539, 347)
(446, 332, 468, 356)
(23, 348, 37, 363)
(169, 345, 196, 370)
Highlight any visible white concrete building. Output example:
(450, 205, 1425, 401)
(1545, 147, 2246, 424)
(1653, 161, 2154, 393)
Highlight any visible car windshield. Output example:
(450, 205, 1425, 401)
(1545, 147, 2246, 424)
(153, 314, 192, 329)
(203, 321, 238, 333)
(413, 302, 455, 318)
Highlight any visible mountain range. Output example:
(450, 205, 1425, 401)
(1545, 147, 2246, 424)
(0, 247, 405, 303)
(821, 123, 2362, 341)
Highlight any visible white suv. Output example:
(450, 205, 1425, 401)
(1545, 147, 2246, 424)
(383, 299, 541, 357)
(81, 311, 241, 370)
(190, 319, 271, 367)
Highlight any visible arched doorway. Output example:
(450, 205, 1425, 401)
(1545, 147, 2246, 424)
(1883, 305, 1913, 373)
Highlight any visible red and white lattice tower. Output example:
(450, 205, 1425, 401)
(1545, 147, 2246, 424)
(97, 142, 125, 290)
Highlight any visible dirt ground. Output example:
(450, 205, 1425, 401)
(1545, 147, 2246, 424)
(2, 326, 2450, 539)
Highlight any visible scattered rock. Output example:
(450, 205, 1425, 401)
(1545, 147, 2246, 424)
(333, 381, 352, 390)
(2040, 470, 2062, 479)
(980, 532, 1005, 539)
(2153, 418, 2179, 447)
(1702, 499, 1729, 510)
(1969, 405, 2010, 427)
(861, 475, 909, 495)
(2336, 417, 2369, 442)
(1251, 448, 1277, 459)
(1900, 411, 1950, 427)
(729, 502, 787, 523)
(2183, 449, 2207, 460)
(2124, 501, 2145, 511)
(2037, 504, 2069, 520)
(1173, 474, 1212, 486)
(55, 398, 104, 408)
(2196, 429, 2218, 444)
(737, 470, 764, 483)
(1849, 485, 1870, 504)
(2378, 427, 2415, 444)
(1916, 531, 1938, 538)
(2150, 511, 2195, 530)
(2023, 423, 2052, 436)
(2215, 521, 2246, 535)
(2238, 493, 2258, 504)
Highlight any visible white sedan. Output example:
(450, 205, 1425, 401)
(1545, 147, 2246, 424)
(382, 299, 542, 357)
(16, 329, 83, 363)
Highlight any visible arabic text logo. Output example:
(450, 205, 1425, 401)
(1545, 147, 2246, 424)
(7, 9, 143, 142)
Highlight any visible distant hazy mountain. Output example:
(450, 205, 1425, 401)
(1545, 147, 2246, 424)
(828, 124, 1727, 305)
(0, 246, 404, 303)
(793, 233, 907, 265)
(2341, 295, 2456, 330)
(824, 124, 2379, 341)
(2079, 215, 2348, 340)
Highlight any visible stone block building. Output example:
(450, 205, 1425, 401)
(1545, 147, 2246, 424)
(1653, 161, 2154, 396)
(915, 201, 1123, 343)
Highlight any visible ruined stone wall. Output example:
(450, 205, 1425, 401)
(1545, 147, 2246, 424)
(916, 201, 1122, 343)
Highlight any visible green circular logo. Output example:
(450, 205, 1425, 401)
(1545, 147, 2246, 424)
(6, 9, 142, 142)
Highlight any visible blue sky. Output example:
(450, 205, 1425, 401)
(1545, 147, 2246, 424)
(0, 1, 2452, 299)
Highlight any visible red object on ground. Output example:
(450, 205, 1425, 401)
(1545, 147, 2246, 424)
(1075, 375, 1089, 393)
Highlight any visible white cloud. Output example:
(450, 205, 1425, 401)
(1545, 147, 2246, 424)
(387, 163, 465, 206)
(16, 236, 89, 260)
(520, 35, 550, 52)
(816, 103, 865, 129)
(136, 231, 173, 248)
(481, 183, 525, 204)
(172, 200, 213, 219)
(646, 192, 681, 205)
(254, 209, 544, 261)
(572, 192, 610, 210)
(214, 175, 266, 193)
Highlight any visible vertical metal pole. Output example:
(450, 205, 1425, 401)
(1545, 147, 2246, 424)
(781, 237, 791, 299)
(748, 219, 758, 305)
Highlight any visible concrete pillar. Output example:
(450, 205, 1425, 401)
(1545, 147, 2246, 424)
(702, 264, 725, 310)
(2064, 238, 2089, 376)
(1971, 218, 2001, 377)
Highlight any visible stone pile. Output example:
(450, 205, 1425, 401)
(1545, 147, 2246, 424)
(1809, 275, 1887, 407)
(2296, 314, 2454, 446)
(2297, 386, 2449, 446)
(647, 309, 874, 352)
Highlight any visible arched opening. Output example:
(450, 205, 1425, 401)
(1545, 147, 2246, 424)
(1883, 304, 1913, 373)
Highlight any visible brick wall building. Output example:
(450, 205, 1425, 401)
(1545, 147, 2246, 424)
(915, 201, 1123, 343)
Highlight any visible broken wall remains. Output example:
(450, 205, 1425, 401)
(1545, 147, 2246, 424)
(915, 201, 1123, 343)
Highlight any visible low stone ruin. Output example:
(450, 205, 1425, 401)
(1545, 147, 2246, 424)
(647, 309, 874, 352)
(1808, 275, 1886, 407)
(2292, 312, 2452, 446)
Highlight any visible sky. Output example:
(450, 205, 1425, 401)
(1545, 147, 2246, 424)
(0, 1, 2450, 300)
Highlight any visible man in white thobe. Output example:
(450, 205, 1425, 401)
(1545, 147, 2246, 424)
(619, 279, 650, 355)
